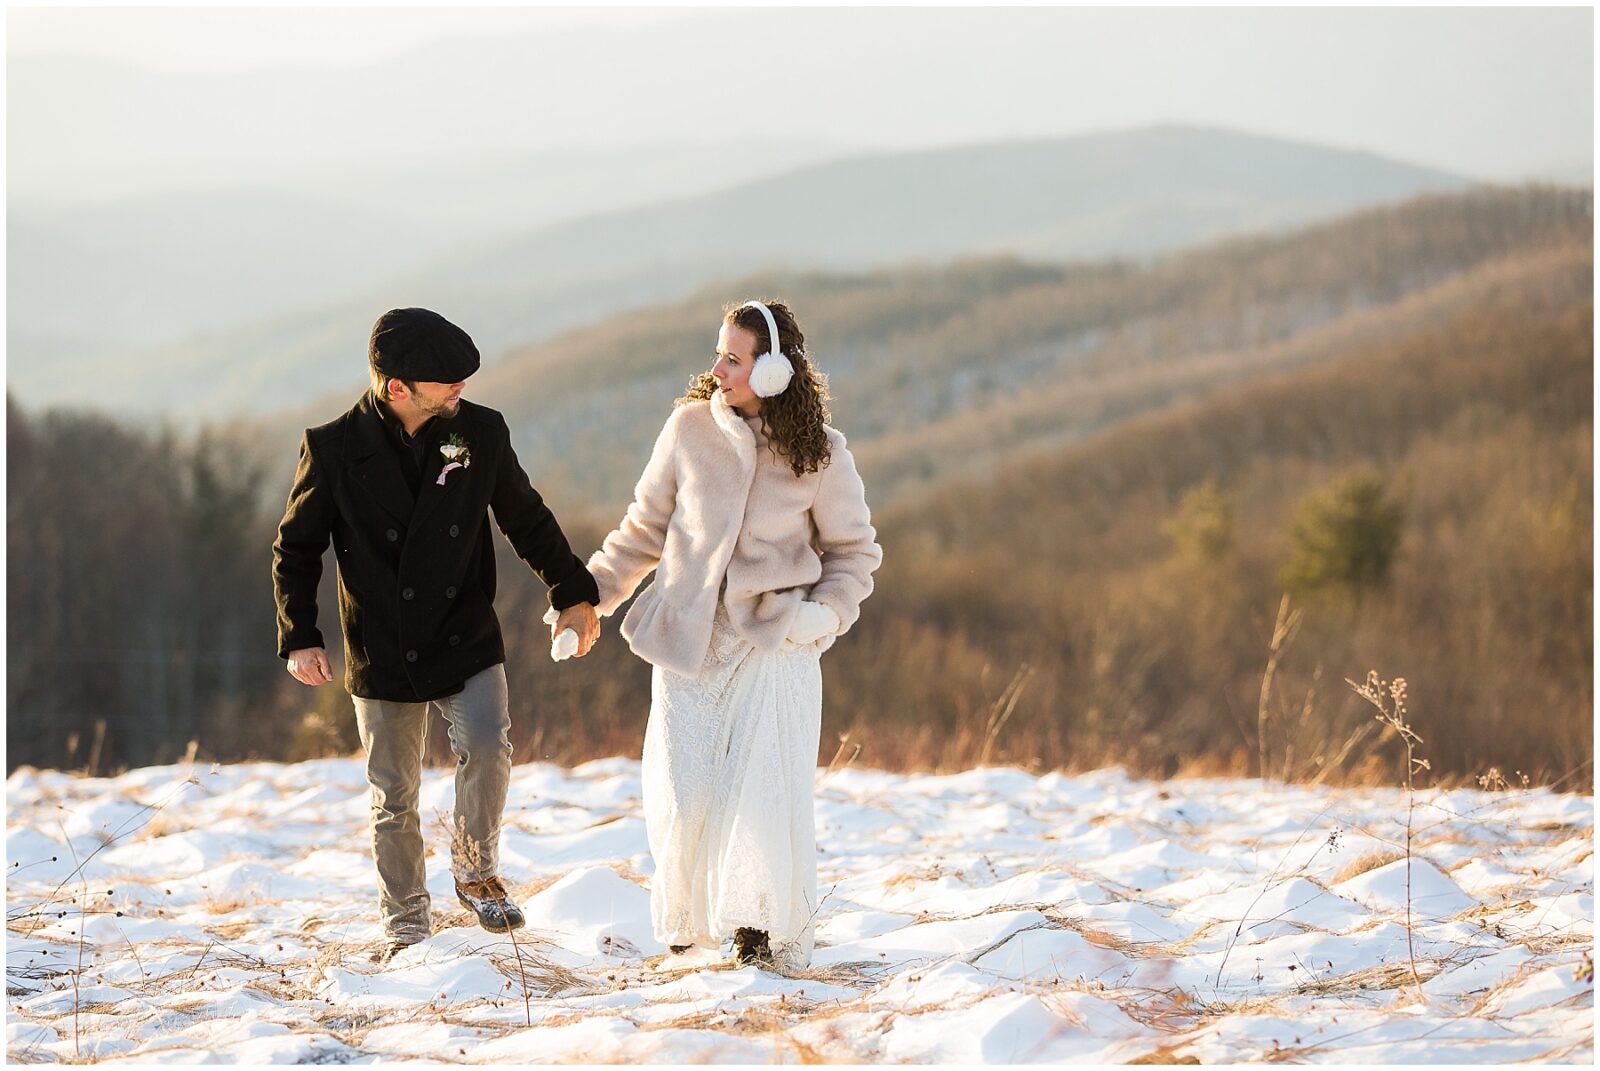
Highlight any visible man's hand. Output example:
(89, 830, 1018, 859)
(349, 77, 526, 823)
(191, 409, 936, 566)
(287, 647, 333, 686)
(554, 603, 600, 657)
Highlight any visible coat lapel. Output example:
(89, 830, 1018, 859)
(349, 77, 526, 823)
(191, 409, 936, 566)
(409, 418, 470, 533)
(710, 390, 758, 471)
(344, 393, 415, 528)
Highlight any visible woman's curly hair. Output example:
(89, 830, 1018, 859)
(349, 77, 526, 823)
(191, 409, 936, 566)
(677, 299, 833, 477)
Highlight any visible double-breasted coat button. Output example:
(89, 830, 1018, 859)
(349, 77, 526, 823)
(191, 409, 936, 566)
(448, 635, 461, 647)
(402, 587, 415, 600)
(386, 528, 399, 542)
(405, 650, 418, 662)
(445, 586, 457, 599)
(448, 524, 460, 538)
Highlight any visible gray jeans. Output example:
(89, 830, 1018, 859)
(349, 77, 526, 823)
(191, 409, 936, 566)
(352, 663, 512, 940)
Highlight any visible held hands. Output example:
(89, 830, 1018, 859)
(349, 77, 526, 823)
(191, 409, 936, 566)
(286, 647, 333, 686)
(544, 602, 600, 661)
(538, 599, 827, 659)
(784, 600, 840, 650)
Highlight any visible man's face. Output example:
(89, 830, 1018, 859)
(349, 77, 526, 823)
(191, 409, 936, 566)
(394, 378, 466, 420)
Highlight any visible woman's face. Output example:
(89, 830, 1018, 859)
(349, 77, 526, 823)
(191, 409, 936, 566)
(712, 321, 762, 416)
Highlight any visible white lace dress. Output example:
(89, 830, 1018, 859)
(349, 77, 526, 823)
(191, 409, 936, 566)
(644, 602, 824, 969)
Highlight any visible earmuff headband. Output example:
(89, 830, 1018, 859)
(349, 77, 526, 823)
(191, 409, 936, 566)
(738, 300, 795, 398)
(741, 300, 783, 362)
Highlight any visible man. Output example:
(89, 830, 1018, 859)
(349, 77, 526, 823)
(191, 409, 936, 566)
(272, 307, 601, 963)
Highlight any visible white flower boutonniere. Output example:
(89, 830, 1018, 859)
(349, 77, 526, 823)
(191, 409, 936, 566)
(437, 433, 472, 485)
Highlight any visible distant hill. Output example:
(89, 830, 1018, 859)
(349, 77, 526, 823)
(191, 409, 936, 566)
(8, 125, 1471, 419)
(226, 185, 1590, 529)
(7, 193, 440, 387)
(5, 141, 839, 394)
(468, 184, 1593, 511)
(325, 140, 844, 239)
(425, 124, 1469, 288)
(839, 214, 1592, 779)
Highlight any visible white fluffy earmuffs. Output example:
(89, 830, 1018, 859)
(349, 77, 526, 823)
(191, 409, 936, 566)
(741, 300, 795, 398)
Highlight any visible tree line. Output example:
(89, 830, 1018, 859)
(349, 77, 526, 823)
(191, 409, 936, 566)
(7, 397, 287, 769)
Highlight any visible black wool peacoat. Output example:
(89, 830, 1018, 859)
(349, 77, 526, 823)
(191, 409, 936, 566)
(272, 391, 599, 701)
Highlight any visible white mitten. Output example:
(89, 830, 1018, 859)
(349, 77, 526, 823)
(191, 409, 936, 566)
(785, 600, 840, 648)
(543, 606, 579, 662)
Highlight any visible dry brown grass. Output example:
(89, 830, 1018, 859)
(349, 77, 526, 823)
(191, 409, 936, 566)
(202, 920, 254, 942)
(1046, 914, 1138, 953)
(196, 896, 251, 917)
(130, 811, 197, 841)
(1128, 1044, 1203, 1065)
(603, 861, 652, 888)
(516, 871, 570, 897)
(1294, 961, 1444, 998)
(483, 947, 595, 999)
(1330, 849, 1406, 885)
(882, 865, 944, 892)
(782, 960, 894, 991)
(1514, 930, 1593, 956)
(635, 1003, 841, 1063)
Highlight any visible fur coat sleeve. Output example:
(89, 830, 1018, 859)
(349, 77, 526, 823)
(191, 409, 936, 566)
(588, 407, 681, 616)
(806, 432, 882, 640)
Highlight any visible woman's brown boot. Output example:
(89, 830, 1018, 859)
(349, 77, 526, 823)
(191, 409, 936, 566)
(733, 927, 772, 964)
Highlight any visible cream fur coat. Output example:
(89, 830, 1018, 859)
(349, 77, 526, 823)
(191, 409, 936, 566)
(587, 391, 882, 677)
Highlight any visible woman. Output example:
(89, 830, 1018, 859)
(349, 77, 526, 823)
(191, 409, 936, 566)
(581, 299, 881, 969)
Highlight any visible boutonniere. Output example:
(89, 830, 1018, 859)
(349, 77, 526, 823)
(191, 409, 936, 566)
(437, 433, 472, 485)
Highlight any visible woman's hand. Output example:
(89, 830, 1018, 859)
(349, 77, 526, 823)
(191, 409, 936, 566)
(785, 600, 840, 648)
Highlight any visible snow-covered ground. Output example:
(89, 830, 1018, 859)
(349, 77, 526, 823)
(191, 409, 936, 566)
(6, 759, 1592, 1063)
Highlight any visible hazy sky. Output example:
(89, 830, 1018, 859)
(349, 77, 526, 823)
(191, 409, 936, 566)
(8, 7, 678, 72)
(8, 5, 1593, 202)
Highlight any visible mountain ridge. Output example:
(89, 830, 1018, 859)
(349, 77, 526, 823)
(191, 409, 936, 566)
(8, 125, 1475, 419)
(212, 184, 1591, 519)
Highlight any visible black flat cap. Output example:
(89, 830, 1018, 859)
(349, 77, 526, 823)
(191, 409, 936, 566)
(369, 308, 480, 383)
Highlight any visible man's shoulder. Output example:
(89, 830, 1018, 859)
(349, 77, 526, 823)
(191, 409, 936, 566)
(456, 398, 506, 432)
(303, 398, 363, 448)
(307, 413, 347, 437)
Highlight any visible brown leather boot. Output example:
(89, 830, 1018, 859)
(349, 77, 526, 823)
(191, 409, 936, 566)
(455, 876, 526, 933)
(733, 927, 772, 965)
